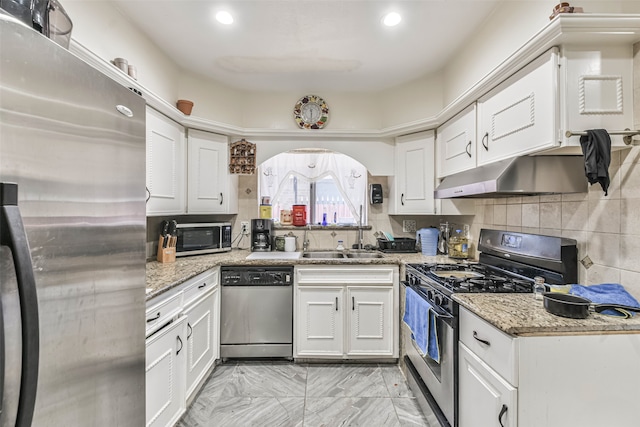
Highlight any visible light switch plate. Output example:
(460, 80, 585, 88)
(403, 220, 416, 233)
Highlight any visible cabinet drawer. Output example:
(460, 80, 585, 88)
(296, 266, 397, 285)
(146, 291, 183, 336)
(183, 270, 218, 307)
(459, 307, 518, 386)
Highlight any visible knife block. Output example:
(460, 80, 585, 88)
(157, 236, 176, 263)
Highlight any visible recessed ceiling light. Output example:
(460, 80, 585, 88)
(216, 11, 234, 25)
(382, 12, 401, 27)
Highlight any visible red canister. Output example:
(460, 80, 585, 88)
(292, 204, 307, 226)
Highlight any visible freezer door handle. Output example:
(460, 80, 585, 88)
(0, 182, 40, 427)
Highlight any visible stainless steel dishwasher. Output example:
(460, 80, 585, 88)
(220, 266, 293, 358)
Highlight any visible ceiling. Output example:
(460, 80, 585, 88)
(111, 0, 502, 92)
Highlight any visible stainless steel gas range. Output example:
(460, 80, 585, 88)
(402, 229, 578, 427)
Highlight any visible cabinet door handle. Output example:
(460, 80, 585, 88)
(198, 282, 207, 289)
(220, 192, 223, 205)
(498, 404, 508, 427)
(465, 141, 472, 157)
(482, 132, 489, 151)
(146, 312, 161, 323)
(176, 335, 183, 355)
(335, 297, 339, 311)
(145, 186, 151, 203)
(187, 323, 193, 340)
(473, 330, 491, 346)
(401, 193, 405, 206)
(352, 296, 355, 311)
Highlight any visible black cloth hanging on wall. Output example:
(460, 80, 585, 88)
(579, 129, 611, 196)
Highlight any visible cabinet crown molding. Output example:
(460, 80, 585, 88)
(69, 14, 640, 140)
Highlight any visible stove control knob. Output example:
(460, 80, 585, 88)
(434, 295, 442, 306)
(427, 290, 433, 301)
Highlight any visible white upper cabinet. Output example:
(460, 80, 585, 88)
(187, 130, 238, 214)
(437, 104, 477, 178)
(146, 107, 186, 216)
(390, 130, 436, 215)
(560, 44, 634, 149)
(477, 48, 560, 166)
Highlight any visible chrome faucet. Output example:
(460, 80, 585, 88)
(357, 204, 364, 250)
(303, 224, 311, 252)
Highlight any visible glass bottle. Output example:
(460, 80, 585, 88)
(447, 224, 469, 259)
(534, 276, 545, 300)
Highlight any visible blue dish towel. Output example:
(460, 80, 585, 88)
(569, 284, 640, 317)
(403, 287, 441, 363)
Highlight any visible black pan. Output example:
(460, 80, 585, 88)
(542, 292, 640, 319)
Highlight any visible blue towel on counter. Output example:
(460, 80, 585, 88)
(403, 287, 441, 363)
(569, 284, 640, 317)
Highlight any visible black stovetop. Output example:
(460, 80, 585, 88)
(407, 263, 534, 295)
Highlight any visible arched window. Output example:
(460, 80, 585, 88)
(259, 149, 368, 225)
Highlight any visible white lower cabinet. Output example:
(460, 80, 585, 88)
(296, 287, 344, 356)
(346, 286, 394, 356)
(145, 268, 220, 427)
(458, 342, 517, 427)
(145, 315, 187, 427)
(458, 306, 640, 427)
(294, 266, 398, 359)
(184, 288, 219, 400)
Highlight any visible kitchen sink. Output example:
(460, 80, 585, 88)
(302, 251, 346, 259)
(345, 252, 385, 259)
(301, 251, 385, 259)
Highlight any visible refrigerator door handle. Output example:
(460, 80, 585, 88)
(0, 183, 40, 427)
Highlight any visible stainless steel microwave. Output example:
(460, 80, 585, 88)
(175, 222, 232, 257)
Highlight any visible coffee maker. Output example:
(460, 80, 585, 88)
(251, 219, 273, 252)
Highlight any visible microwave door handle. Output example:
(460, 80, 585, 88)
(1, 183, 39, 427)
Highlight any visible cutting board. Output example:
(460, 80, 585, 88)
(245, 251, 302, 260)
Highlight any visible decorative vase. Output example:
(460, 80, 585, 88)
(176, 99, 194, 115)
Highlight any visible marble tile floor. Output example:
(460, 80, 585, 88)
(177, 361, 440, 427)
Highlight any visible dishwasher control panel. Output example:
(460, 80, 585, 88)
(221, 266, 293, 286)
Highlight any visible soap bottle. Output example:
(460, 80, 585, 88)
(336, 240, 345, 251)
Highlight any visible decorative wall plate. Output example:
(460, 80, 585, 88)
(294, 95, 329, 129)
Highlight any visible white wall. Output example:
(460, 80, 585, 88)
(239, 91, 382, 130)
(378, 73, 444, 129)
(178, 71, 245, 126)
(64, 0, 180, 103)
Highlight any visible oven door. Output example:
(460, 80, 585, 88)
(403, 284, 456, 426)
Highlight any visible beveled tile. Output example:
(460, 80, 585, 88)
(198, 363, 238, 400)
(392, 398, 434, 426)
(380, 365, 414, 398)
(221, 362, 308, 397)
(177, 394, 219, 427)
(304, 397, 400, 427)
(195, 396, 304, 427)
(306, 364, 389, 397)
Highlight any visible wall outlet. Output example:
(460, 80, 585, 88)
(240, 221, 250, 235)
(402, 220, 416, 233)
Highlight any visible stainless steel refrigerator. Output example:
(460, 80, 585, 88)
(0, 13, 146, 426)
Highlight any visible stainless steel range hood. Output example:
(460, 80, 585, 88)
(434, 156, 587, 199)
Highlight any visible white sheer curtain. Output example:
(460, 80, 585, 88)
(259, 151, 367, 223)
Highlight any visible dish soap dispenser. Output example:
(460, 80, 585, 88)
(336, 240, 345, 251)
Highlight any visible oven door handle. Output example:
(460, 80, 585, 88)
(403, 282, 456, 327)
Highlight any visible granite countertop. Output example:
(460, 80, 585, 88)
(454, 294, 640, 336)
(146, 249, 453, 300)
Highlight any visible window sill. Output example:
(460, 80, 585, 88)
(275, 224, 372, 231)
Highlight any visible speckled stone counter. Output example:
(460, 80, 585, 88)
(454, 294, 640, 336)
(146, 249, 454, 301)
